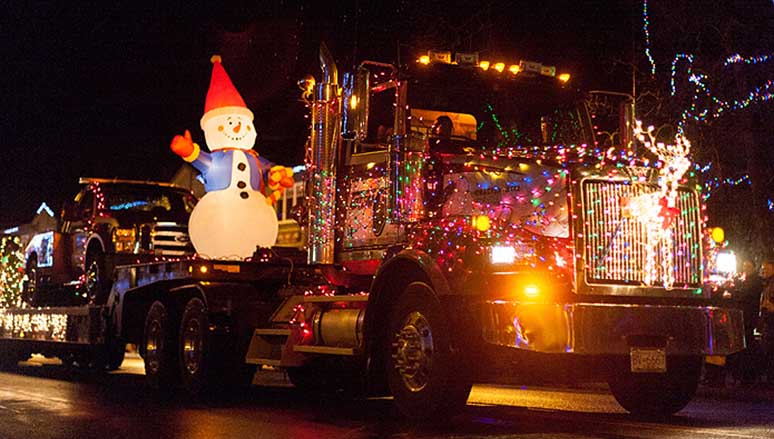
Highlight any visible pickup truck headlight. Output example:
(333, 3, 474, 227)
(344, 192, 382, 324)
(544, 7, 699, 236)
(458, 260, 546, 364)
(113, 228, 136, 253)
(489, 241, 537, 266)
(490, 245, 517, 264)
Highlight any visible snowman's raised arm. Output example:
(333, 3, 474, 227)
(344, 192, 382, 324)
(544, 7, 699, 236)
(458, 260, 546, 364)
(170, 130, 212, 174)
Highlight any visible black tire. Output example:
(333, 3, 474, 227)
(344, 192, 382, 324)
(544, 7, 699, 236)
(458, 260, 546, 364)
(0, 346, 28, 370)
(386, 282, 472, 421)
(607, 355, 703, 417)
(104, 340, 126, 371)
(85, 249, 108, 305)
(143, 301, 179, 391)
(23, 256, 38, 306)
(179, 297, 210, 395)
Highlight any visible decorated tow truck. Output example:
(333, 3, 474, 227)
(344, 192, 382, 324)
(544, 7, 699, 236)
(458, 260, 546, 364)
(0, 47, 744, 419)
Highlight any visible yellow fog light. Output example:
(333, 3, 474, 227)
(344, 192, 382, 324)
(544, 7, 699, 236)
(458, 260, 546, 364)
(711, 227, 725, 244)
(524, 284, 540, 298)
(472, 215, 491, 232)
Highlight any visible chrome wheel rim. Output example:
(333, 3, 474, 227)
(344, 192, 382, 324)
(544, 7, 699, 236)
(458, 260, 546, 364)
(392, 311, 434, 392)
(85, 260, 100, 297)
(181, 316, 203, 375)
(145, 319, 162, 374)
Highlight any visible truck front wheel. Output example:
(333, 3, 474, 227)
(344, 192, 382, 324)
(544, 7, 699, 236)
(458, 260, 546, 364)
(85, 250, 108, 305)
(143, 301, 179, 391)
(607, 355, 703, 416)
(386, 282, 472, 420)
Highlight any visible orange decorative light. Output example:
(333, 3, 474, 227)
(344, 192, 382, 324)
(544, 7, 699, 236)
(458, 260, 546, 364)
(508, 64, 520, 75)
(419, 55, 430, 65)
(479, 60, 491, 70)
(472, 215, 491, 232)
(494, 62, 505, 72)
(558, 73, 571, 83)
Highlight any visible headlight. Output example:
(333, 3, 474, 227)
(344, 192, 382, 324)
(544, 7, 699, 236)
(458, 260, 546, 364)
(490, 245, 517, 264)
(715, 251, 737, 275)
(113, 228, 136, 253)
(489, 241, 537, 266)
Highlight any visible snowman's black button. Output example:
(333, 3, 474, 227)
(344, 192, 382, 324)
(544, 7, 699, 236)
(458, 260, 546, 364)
(240, 191, 249, 199)
(237, 181, 246, 189)
(237, 162, 247, 171)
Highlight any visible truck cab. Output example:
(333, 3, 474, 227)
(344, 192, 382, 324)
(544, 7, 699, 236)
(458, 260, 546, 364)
(285, 47, 744, 418)
(24, 178, 196, 306)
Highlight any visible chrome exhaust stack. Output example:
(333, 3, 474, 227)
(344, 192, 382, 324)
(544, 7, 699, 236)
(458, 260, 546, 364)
(306, 43, 340, 265)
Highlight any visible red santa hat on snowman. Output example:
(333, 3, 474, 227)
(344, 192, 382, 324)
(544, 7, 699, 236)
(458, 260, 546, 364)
(200, 55, 254, 129)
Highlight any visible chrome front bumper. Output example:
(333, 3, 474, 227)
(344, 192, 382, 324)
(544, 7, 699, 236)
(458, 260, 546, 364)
(481, 301, 745, 356)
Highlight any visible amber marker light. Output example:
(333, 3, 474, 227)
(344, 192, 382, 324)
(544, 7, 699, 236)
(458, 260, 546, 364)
(472, 215, 491, 232)
(419, 55, 430, 65)
(494, 62, 505, 72)
(711, 227, 725, 244)
(558, 73, 571, 83)
(524, 284, 540, 298)
(199, 265, 208, 274)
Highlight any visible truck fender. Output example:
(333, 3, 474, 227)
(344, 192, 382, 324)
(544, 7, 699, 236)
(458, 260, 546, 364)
(364, 248, 450, 340)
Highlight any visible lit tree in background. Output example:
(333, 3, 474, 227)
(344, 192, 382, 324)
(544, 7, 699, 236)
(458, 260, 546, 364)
(632, 0, 774, 261)
(0, 236, 25, 307)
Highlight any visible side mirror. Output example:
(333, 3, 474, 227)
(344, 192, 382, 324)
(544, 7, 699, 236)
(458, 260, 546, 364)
(342, 67, 370, 141)
(62, 199, 87, 222)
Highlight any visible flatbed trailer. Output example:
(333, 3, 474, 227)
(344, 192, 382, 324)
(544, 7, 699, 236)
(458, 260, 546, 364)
(0, 255, 317, 393)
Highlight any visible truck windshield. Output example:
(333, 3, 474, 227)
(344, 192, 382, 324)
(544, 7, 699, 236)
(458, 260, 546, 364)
(406, 63, 591, 149)
(102, 185, 196, 223)
(440, 162, 569, 238)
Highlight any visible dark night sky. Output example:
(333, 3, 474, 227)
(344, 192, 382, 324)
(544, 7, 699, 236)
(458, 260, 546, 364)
(0, 0, 700, 227)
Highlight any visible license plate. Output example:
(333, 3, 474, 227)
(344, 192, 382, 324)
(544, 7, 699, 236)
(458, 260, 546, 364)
(630, 348, 666, 373)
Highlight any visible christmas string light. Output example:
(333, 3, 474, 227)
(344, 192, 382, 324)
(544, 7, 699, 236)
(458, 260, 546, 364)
(646, 3, 774, 129)
(642, 0, 657, 76)
(724, 53, 773, 66)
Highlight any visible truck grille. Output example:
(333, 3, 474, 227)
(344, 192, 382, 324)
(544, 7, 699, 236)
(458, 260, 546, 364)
(581, 180, 702, 288)
(152, 222, 194, 256)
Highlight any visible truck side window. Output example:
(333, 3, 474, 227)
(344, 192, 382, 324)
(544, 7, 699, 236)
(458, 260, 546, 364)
(78, 191, 94, 218)
(362, 89, 395, 150)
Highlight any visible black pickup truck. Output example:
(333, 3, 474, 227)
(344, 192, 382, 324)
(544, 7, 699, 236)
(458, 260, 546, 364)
(23, 178, 196, 306)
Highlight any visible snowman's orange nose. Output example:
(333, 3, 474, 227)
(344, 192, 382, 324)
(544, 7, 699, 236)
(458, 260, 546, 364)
(233, 122, 241, 133)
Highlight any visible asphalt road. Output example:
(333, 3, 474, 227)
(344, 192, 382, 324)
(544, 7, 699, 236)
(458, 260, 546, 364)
(0, 354, 772, 439)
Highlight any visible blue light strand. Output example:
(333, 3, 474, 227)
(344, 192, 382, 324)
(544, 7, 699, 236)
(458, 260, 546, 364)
(672, 53, 774, 131)
(642, 0, 657, 76)
(724, 53, 773, 66)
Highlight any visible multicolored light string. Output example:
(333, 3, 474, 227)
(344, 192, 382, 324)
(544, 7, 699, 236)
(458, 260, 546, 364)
(642, 0, 657, 76)
(643, 1, 774, 130)
(724, 53, 773, 66)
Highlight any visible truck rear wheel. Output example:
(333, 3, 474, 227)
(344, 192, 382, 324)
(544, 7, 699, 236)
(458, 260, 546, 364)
(178, 297, 210, 395)
(386, 282, 472, 421)
(143, 301, 179, 391)
(607, 355, 702, 416)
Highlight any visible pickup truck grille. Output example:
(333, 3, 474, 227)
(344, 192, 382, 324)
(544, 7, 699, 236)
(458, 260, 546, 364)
(581, 180, 702, 288)
(152, 222, 193, 256)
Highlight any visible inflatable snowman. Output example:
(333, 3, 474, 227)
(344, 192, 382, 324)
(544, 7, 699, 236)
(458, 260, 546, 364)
(170, 55, 294, 259)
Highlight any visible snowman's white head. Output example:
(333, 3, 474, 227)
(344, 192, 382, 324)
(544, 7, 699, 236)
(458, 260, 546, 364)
(201, 109, 257, 151)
